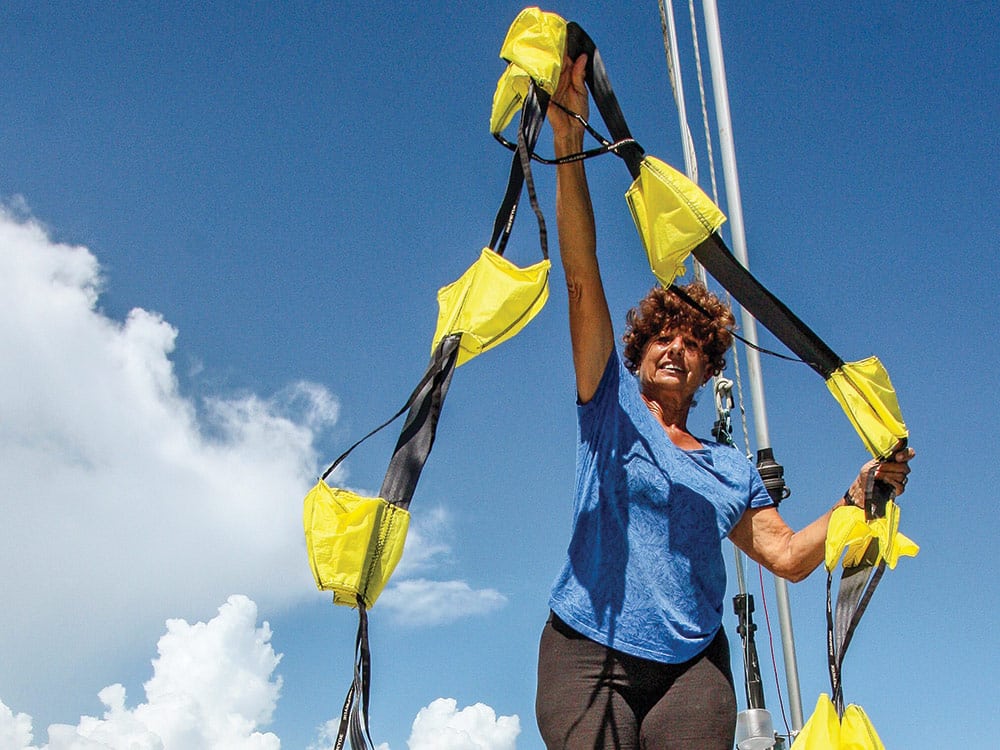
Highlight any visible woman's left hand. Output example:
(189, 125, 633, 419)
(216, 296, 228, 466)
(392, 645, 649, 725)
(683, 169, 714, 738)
(846, 443, 915, 503)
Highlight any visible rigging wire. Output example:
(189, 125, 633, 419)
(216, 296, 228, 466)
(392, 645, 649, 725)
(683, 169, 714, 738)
(659, 0, 755, 715)
(686, 0, 720, 209)
(759, 564, 793, 741)
(657, 0, 699, 185)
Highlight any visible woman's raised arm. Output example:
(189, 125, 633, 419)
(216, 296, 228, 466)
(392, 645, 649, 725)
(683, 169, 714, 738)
(550, 55, 615, 402)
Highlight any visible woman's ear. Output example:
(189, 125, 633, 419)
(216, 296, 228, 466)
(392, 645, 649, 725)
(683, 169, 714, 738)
(703, 358, 715, 384)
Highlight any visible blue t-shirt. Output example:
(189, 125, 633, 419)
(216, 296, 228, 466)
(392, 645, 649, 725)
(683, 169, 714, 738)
(549, 351, 773, 663)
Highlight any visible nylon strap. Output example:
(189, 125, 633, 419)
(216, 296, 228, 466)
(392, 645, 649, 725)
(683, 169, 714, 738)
(378, 334, 460, 509)
(514, 87, 550, 259)
(690, 234, 843, 378)
(326, 70, 553, 750)
(324, 80, 540, 745)
(565, 22, 645, 178)
(489, 83, 550, 257)
(319, 334, 461, 487)
(825, 479, 894, 716)
(334, 596, 375, 750)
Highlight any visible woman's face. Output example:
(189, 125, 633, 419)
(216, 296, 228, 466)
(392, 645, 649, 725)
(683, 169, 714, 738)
(637, 327, 711, 401)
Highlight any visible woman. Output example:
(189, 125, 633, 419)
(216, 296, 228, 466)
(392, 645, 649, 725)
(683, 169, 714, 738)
(535, 55, 915, 750)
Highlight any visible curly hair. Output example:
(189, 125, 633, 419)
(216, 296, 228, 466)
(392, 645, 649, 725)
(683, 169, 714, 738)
(622, 282, 735, 376)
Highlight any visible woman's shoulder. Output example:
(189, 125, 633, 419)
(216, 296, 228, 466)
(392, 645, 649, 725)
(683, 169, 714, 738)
(579, 348, 630, 407)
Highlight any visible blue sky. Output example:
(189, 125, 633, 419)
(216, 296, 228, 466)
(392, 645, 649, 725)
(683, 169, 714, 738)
(1, 1, 997, 748)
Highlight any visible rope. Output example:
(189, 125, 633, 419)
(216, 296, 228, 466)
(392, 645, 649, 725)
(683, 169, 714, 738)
(658, 0, 756, 460)
(657, 0, 699, 187)
(683, 0, 754, 458)
(688, 0, 720, 208)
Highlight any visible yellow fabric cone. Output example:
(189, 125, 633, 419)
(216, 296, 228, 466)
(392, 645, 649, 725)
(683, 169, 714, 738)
(825, 506, 871, 572)
(490, 64, 534, 134)
(498, 7, 566, 93)
(827, 501, 918, 571)
(432, 248, 550, 367)
(490, 7, 566, 134)
(303, 480, 410, 608)
(826, 357, 908, 460)
(791, 694, 840, 748)
(866, 503, 920, 570)
(792, 696, 887, 749)
(625, 156, 726, 287)
(840, 705, 886, 750)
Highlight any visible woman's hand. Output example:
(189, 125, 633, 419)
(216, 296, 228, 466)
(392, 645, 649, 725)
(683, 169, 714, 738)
(549, 54, 589, 149)
(845, 443, 915, 505)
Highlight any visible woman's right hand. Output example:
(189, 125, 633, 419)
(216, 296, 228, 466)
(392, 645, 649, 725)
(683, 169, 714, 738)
(549, 55, 589, 150)
(845, 444, 915, 505)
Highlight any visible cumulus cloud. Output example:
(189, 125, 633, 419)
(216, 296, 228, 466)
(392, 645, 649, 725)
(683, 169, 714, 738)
(0, 208, 332, 709)
(377, 580, 508, 627)
(310, 697, 521, 750)
(394, 505, 454, 577)
(0, 598, 520, 750)
(408, 698, 520, 750)
(0, 595, 281, 749)
(0, 703, 34, 750)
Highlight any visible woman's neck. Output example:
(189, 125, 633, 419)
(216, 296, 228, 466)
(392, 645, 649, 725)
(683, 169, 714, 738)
(641, 394, 702, 449)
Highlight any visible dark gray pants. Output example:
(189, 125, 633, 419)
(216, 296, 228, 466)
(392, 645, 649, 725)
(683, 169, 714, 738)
(536, 612, 736, 749)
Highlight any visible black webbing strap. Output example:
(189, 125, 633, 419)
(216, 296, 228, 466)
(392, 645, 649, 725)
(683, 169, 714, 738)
(319, 335, 461, 484)
(378, 334, 460, 510)
(489, 83, 551, 257)
(669, 282, 809, 367)
(565, 22, 645, 179)
(826, 551, 887, 716)
(334, 596, 374, 750)
(514, 88, 550, 260)
(824, 478, 895, 716)
(325, 336, 459, 748)
(691, 234, 844, 378)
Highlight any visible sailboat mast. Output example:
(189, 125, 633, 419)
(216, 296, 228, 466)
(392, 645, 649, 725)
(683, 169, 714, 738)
(700, 0, 805, 731)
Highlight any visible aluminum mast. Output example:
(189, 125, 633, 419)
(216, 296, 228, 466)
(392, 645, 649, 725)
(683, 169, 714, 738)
(700, 0, 806, 731)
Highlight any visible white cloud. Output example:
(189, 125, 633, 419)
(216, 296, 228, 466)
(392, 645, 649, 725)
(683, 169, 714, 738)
(0, 702, 34, 750)
(377, 580, 508, 627)
(0, 598, 519, 750)
(408, 698, 520, 750)
(394, 505, 454, 577)
(0, 595, 281, 750)
(0, 208, 331, 710)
